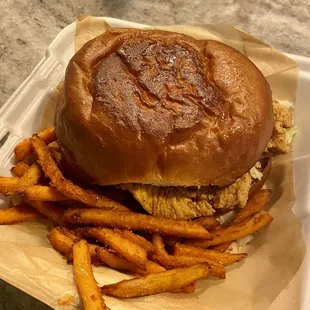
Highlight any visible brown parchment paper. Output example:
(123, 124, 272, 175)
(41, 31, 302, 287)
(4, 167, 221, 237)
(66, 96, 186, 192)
(0, 16, 305, 310)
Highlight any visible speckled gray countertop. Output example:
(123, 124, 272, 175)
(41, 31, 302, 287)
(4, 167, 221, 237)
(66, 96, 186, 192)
(0, 0, 309, 309)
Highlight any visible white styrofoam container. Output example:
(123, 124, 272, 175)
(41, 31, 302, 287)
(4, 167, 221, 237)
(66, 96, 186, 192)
(0, 17, 309, 309)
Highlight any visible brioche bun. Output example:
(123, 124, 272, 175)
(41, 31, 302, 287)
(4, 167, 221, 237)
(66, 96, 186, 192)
(55, 28, 274, 187)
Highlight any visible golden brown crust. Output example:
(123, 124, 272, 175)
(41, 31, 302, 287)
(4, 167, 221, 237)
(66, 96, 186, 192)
(55, 28, 274, 187)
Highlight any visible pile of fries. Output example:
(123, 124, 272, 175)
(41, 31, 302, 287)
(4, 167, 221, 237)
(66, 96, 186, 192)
(0, 128, 274, 309)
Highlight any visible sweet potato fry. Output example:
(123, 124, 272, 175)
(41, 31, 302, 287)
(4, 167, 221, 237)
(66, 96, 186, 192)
(64, 228, 86, 239)
(49, 227, 75, 255)
(25, 199, 64, 226)
(59, 228, 79, 241)
(96, 247, 146, 274)
(0, 203, 44, 224)
(151, 235, 225, 279)
(0, 177, 21, 195)
(11, 162, 30, 177)
(31, 135, 129, 211)
(145, 260, 166, 274)
(173, 243, 247, 265)
(86, 228, 148, 270)
(63, 208, 212, 239)
(73, 239, 108, 310)
(233, 190, 272, 224)
(0, 162, 42, 195)
(193, 216, 220, 230)
(96, 247, 165, 275)
(186, 210, 273, 248)
(152, 234, 167, 255)
(14, 127, 57, 161)
(0, 127, 280, 304)
(119, 230, 155, 254)
(153, 254, 225, 279)
(213, 190, 272, 252)
(96, 247, 195, 292)
(19, 162, 42, 186)
(50, 228, 101, 265)
(100, 264, 209, 298)
(24, 185, 68, 201)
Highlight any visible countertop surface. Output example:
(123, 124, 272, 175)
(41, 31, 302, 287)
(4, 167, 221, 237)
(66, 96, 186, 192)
(0, 0, 309, 309)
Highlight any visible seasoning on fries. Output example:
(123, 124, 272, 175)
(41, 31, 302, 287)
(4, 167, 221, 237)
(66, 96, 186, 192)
(186, 211, 273, 248)
(73, 239, 108, 310)
(49, 227, 75, 256)
(25, 199, 65, 226)
(212, 190, 272, 252)
(96, 247, 165, 275)
(0, 127, 282, 308)
(0, 202, 43, 224)
(101, 264, 210, 298)
(14, 127, 57, 161)
(31, 135, 129, 212)
(232, 190, 272, 224)
(173, 243, 247, 265)
(152, 235, 226, 279)
(63, 208, 212, 239)
(86, 228, 148, 270)
(119, 229, 155, 254)
(24, 185, 68, 201)
(11, 161, 30, 177)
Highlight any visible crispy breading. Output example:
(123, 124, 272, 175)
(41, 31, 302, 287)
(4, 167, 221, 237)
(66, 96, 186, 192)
(266, 101, 295, 154)
(122, 173, 252, 219)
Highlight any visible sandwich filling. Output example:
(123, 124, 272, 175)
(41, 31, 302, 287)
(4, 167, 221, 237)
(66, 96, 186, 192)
(121, 101, 295, 220)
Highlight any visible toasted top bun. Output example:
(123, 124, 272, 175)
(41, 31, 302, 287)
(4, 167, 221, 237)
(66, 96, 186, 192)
(55, 28, 274, 187)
